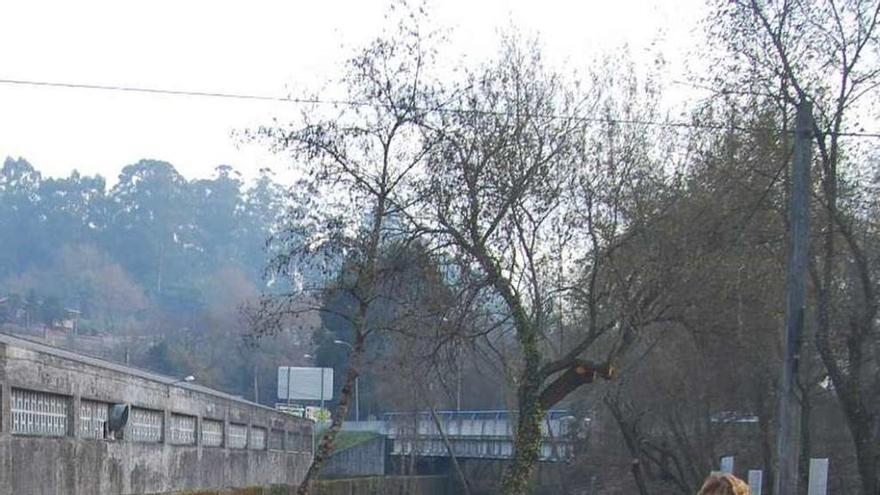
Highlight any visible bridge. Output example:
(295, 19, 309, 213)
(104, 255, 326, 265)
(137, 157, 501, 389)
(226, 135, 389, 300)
(343, 409, 576, 462)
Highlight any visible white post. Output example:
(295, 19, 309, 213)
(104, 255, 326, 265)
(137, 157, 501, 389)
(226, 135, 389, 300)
(319, 367, 325, 421)
(720, 456, 735, 474)
(807, 458, 829, 495)
(286, 366, 292, 409)
(748, 470, 764, 495)
(354, 376, 360, 422)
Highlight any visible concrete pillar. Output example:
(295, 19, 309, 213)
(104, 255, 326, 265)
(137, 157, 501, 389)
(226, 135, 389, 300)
(223, 407, 229, 450)
(0, 379, 10, 495)
(71, 394, 81, 438)
(195, 414, 203, 487)
(163, 408, 171, 444)
(0, 343, 9, 436)
(195, 414, 202, 446)
(0, 382, 10, 435)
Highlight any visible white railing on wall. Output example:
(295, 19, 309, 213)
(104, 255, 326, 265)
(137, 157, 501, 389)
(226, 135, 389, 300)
(170, 413, 196, 445)
(250, 426, 266, 450)
(201, 418, 224, 447)
(129, 407, 163, 443)
(4, 390, 303, 454)
(269, 428, 284, 451)
(80, 399, 110, 439)
(228, 423, 248, 449)
(11, 388, 69, 436)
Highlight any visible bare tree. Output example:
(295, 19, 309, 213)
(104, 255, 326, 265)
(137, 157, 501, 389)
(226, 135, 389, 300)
(408, 40, 679, 494)
(709, 1, 880, 492)
(250, 11, 444, 492)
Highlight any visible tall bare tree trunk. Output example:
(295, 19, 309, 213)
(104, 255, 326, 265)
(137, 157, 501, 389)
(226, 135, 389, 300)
(296, 332, 365, 495)
(500, 326, 544, 495)
(297, 192, 386, 494)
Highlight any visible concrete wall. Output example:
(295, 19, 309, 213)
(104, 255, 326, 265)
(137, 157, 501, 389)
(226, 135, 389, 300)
(0, 333, 313, 495)
(321, 436, 387, 478)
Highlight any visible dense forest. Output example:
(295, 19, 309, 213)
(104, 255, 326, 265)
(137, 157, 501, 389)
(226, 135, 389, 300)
(0, 157, 283, 298)
(0, 156, 307, 400)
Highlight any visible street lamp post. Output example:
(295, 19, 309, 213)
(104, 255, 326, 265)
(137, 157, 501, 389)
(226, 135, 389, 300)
(333, 340, 359, 422)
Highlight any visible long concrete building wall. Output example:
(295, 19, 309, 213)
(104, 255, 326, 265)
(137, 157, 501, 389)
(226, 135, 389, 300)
(0, 333, 313, 495)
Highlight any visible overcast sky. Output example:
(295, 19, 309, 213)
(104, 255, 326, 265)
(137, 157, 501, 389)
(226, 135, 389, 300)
(0, 0, 707, 185)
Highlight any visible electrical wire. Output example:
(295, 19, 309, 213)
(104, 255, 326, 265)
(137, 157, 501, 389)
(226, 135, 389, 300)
(2, 77, 880, 139)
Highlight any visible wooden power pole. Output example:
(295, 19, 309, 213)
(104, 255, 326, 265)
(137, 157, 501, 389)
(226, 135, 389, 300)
(775, 100, 813, 495)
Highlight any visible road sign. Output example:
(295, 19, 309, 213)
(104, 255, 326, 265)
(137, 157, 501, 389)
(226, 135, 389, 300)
(277, 366, 333, 401)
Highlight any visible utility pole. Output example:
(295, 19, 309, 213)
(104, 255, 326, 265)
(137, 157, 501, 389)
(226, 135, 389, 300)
(253, 363, 259, 403)
(456, 367, 462, 412)
(456, 341, 462, 411)
(775, 100, 812, 495)
(354, 374, 360, 422)
(286, 366, 292, 410)
(320, 367, 325, 413)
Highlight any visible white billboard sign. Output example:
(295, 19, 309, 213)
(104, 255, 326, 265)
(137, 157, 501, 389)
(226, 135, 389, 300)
(277, 367, 334, 401)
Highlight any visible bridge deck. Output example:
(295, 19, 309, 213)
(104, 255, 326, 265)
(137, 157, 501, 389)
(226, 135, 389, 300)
(344, 410, 577, 461)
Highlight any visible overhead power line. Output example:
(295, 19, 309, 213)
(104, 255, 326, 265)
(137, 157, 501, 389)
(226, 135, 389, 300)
(0, 77, 360, 106)
(1, 77, 880, 139)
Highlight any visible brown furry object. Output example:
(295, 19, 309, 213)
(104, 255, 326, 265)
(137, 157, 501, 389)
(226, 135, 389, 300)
(697, 473, 751, 495)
